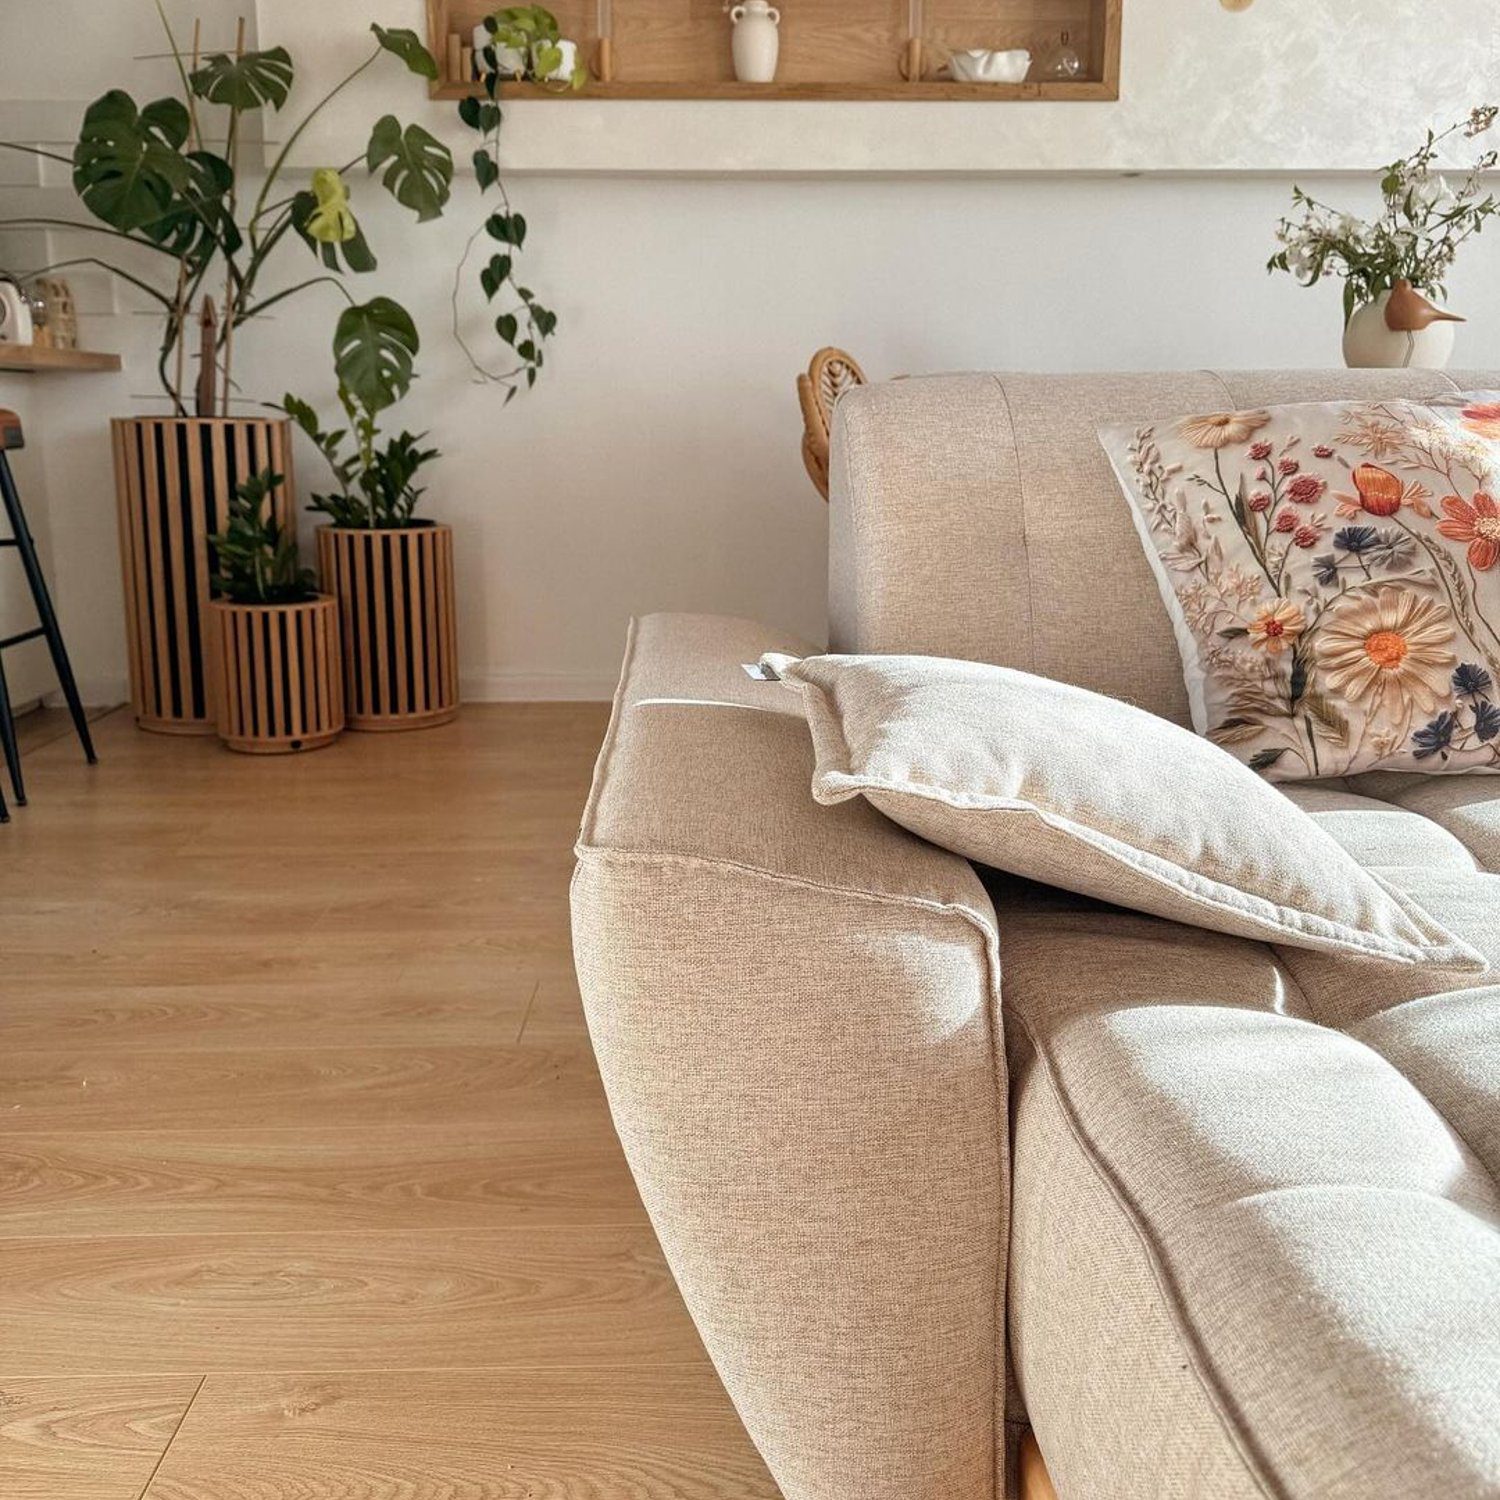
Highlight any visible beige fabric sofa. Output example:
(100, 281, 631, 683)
(572, 370, 1500, 1500)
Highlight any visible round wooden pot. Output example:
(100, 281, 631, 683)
(111, 416, 296, 735)
(208, 594, 344, 754)
(316, 523, 458, 732)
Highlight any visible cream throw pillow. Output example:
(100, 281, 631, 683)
(1098, 394, 1500, 780)
(766, 652, 1483, 970)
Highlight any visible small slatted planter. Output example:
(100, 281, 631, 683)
(112, 416, 296, 735)
(316, 523, 459, 732)
(209, 595, 345, 754)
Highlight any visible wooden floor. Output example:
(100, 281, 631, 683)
(0, 706, 781, 1499)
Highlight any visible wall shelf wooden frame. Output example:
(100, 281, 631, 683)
(0, 346, 122, 374)
(426, 0, 1121, 102)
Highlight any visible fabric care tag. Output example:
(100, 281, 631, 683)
(742, 662, 781, 681)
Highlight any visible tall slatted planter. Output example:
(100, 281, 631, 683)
(111, 416, 296, 735)
(208, 595, 344, 754)
(316, 523, 459, 731)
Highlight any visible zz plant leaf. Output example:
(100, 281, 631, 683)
(333, 296, 419, 417)
(189, 47, 294, 111)
(367, 116, 453, 223)
(210, 469, 315, 605)
(280, 387, 441, 530)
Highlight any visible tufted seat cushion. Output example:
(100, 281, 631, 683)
(1001, 778, 1500, 1500)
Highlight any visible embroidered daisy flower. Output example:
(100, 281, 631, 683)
(1179, 410, 1272, 449)
(1316, 589, 1457, 717)
(1247, 600, 1306, 655)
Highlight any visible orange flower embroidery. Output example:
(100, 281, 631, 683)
(1351, 464, 1404, 517)
(1459, 401, 1500, 439)
(1437, 492, 1500, 570)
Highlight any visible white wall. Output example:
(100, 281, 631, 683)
(3, 3, 1500, 704)
(273, 0, 1500, 174)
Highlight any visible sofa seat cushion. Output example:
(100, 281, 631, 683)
(998, 765, 1500, 1499)
(1278, 782, 1480, 871)
(1348, 772, 1500, 871)
(998, 887, 1500, 1500)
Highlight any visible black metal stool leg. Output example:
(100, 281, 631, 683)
(0, 452, 96, 765)
(0, 649, 25, 805)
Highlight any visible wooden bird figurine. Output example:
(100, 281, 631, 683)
(1385, 278, 1465, 332)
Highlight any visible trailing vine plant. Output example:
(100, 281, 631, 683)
(453, 7, 582, 400)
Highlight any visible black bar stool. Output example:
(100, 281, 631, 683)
(0, 407, 97, 822)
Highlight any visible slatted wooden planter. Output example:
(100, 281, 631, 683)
(208, 595, 344, 754)
(111, 416, 296, 735)
(316, 523, 459, 732)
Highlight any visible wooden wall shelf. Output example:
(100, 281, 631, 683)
(427, 0, 1121, 102)
(0, 346, 122, 374)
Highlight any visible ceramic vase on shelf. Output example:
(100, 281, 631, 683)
(1343, 280, 1463, 370)
(730, 0, 780, 82)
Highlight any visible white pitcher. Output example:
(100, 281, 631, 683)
(730, 0, 780, 83)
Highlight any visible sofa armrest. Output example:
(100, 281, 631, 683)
(572, 613, 1008, 1500)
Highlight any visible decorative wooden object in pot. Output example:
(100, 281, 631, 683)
(208, 594, 344, 754)
(111, 417, 295, 735)
(317, 523, 459, 731)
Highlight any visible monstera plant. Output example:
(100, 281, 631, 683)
(4, 9, 449, 415)
(0, 5, 453, 737)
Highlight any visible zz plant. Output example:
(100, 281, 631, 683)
(453, 6, 578, 398)
(1, 4, 453, 418)
(210, 470, 316, 604)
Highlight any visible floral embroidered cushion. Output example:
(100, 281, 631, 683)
(1100, 394, 1500, 779)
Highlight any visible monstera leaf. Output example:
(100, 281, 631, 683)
(170, 150, 240, 265)
(73, 90, 193, 232)
(189, 47, 294, 111)
(305, 168, 356, 243)
(290, 173, 376, 274)
(333, 297, 419, 416)
(371, 25, 438, 80)
(366, 116, 452, 223)
(72, 91, 234, 266)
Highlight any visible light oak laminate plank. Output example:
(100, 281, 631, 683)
(145, 1368, 778, 1499)
(0, 1376, 200, 1500)
(0, 954, 543, 1053)
(520, 974, 594, 1045)
(0, 1045, 602, 1134)
(0, 1229, 704, 1375)
(2, 706, 779, 1493)
(0, 1126, 646, 1238)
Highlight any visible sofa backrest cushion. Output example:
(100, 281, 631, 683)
(828, 369, 1500, 725)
